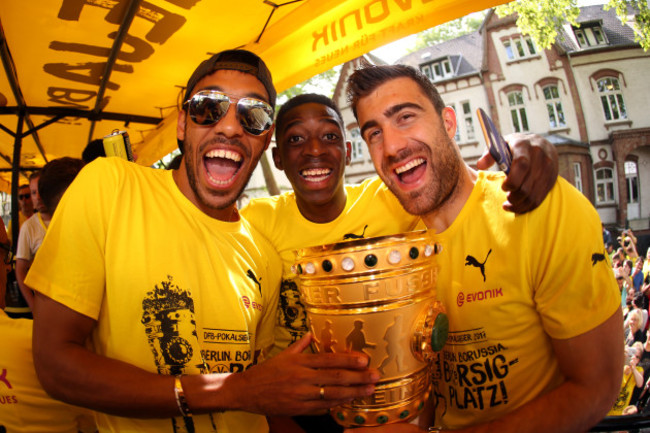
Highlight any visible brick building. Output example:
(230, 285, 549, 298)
(334, 6, 650, 246)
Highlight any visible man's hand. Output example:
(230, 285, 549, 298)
(477, 133, 558, 214)
(227, 333, 380, 416)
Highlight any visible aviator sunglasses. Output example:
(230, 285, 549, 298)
(183, 90, 274, 136)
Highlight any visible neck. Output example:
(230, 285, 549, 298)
(296, 189, 347, 224)
(420, 166, 477, 233)
(40, 212, 53, 226)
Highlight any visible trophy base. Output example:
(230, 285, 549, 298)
(330, 367, 431, 427)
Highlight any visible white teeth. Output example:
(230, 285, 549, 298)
(206, 172, 232, 185)
(300, 168, 332, 183)
(395, 158, 425, 175)
(206, 149, 242, 162)
(301, 168, 331, 177)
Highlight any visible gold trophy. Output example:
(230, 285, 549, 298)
(293, 230, 448, 427)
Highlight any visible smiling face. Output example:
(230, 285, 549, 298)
(273, 102, 350, 223)
(176, 69, 274, 221)
(355, 76, 463, 218)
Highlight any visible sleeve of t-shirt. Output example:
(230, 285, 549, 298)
(25, 159, 119, 319)
(15, 220, 31, 260)
(528, 178, 620, 340)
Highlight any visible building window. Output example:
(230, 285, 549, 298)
(420, 58, 453, 82)
(597, 77, 627, 121)
(573, 162, 583, 193)
(503, 36, 537, 61)
(573, 25, 608, 48)
(462, 102, 475, 141)
(595, 167, 616, 204)
(543, 85, 566, 129)
(508, 91, 529, 132)
(349, 128, 364, 162)
(625, 161, 639, 204)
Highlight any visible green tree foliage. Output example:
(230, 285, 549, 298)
(495, 0, 649, 51)
(411, 13, 486, 52)
(277, 67, 340, 104)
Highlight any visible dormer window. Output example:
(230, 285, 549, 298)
(420, 58, 453, 82)
(573, 24, 608, 48)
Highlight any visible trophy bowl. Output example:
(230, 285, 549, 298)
(293, 230, 448, 427)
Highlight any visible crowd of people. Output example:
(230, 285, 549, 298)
(607, 226, 650, 420)
(0, 49, 626, 433)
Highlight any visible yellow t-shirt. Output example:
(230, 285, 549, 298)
(241, 176, 422, 356)
(26, 158, 281, 433)
(430, 172, 620, 429)
(0, 310, 96, 433)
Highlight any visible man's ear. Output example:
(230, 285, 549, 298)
(272, 146, 283, 171)
(177, 109, 187, 141)
(441, 106, 457, 139)
(345, 141, 352, 166)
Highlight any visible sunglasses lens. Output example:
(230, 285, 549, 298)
(237, 99, 274, 136)
(188, 92, 230, 126)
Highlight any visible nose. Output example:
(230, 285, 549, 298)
(380, 124, 407, 158)
(304, 136, 327, 157)
(212, 101, 243, 137)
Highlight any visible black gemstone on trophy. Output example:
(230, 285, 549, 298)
(364, 254, 378, 267)
(409, 247, 419, 259)
(322, 260, 333, 272)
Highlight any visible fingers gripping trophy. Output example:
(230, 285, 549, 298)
(294, 230, 448, 427)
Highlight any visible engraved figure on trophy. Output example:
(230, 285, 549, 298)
(320, 320, 338, 352)
(378, 314, 404, 375)
(346, 320, 377, 360)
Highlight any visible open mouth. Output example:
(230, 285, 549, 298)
(394, 157, 426, 184)
(300, 167, 332, 183)
(204, 149, 243, 186)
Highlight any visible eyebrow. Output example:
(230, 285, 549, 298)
(199, 85, 268, 103)
(284, 116, 342, 132)
(359, 102, 423, 138)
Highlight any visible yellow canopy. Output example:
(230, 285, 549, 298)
(0, 0, 506, 192)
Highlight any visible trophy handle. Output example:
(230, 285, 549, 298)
(412, 302, 448, 362)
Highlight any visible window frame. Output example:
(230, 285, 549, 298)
(597, 77, 627, 122)
(542, 85, 566, 129)
(595, 167, 616, 205)
(507, 91, 529, 133)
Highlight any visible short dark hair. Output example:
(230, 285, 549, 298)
(346, 63, 446, 120)
(38, 157, 86, 215)
(28, 170, 41, 182)
(274, 93, 344, 145)
(82, 139, 106, 163)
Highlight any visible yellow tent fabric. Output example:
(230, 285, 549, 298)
(0, 0, 506, 192)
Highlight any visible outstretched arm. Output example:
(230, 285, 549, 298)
(33, 293, 379, 418)
(477, 133, 558, 214)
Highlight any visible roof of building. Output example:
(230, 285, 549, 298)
(396, 5, 639, 74)
(551, 5, 636, 52)
(395, 31, 483, 78)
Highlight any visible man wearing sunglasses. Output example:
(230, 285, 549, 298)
(26, 50, 378, 433)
